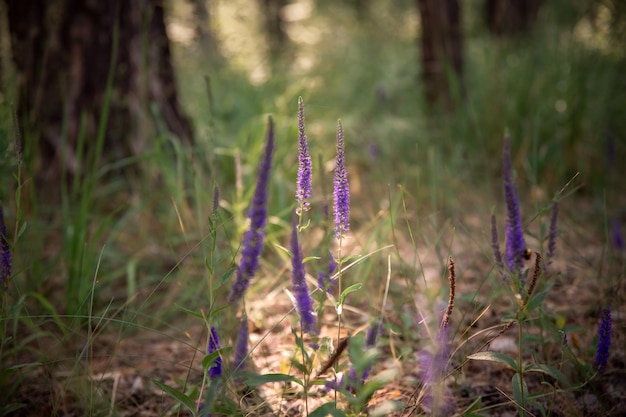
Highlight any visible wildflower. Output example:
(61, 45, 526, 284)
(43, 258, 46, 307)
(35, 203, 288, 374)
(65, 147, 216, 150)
(234, 314, 249, 372)
(491, 213, 503, 270)
(229, 117, 275, 303)
(594, 308, 612, 373)
(296, 97, 312, 213)
(0, 205, 10, 291)
(333, 120, 350, 239)
(317, 252, 337, 290)
(547, 202, 558, 262)
(208, 326, 222, 379)
(502, 136, 526, 273)
(291, 222, 317, 334)
(611, 218, 624, 251)
(417, 324, 455, 415)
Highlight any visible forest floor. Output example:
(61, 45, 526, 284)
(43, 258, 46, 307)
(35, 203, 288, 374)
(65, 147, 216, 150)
(9, 194, 626, 417)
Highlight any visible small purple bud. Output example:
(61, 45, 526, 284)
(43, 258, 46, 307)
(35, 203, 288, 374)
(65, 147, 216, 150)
(208, 326, 222, 379)
(333, 120, 350, 239)
(594, 308, 612, 373)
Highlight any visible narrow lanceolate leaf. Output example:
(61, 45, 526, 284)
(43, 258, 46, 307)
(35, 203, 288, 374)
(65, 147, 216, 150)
(152, 380, 196, 414)
(467, 351, 518, 371)
(511, 373, 529, 411)
(524, 363, 570, 387)
(244, 373, 302, 387)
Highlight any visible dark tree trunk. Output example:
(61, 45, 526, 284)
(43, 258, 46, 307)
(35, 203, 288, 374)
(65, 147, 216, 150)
(258, 0, 289, 62)
(189, 0, 218, 55)
(5, 0, 192, 191)
(416, 0, 463, 110)
(486, 0, 541, 37)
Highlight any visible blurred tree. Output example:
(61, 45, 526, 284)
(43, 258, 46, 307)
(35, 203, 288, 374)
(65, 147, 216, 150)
(416, 0, 463, 110)
(258, 0, 289, 62)
(5, 0, 192, 194)
(189, 0, 219, 55)
(486, 0, 542, 36)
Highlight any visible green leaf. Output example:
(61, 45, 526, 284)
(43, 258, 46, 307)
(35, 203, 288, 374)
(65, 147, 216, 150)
(303, 256, 321, 264)
(525, 289, 548, 312)
(339, 283, 363, 305)
(511, 373, 528, 412)
(524, 363, 570, 387)
(202, 351, 222, 372)
(308, 402, 347, 417)
(216, 267, 236, 288)
(461, 396, 484, 417)
(16, 221, 27, 239)
(467, 351, 518, 371)
(176, 305, 204, 320)
(152, 379, 196, 415)
(244, 373, 302, 387)
(274, 243, 292, 257)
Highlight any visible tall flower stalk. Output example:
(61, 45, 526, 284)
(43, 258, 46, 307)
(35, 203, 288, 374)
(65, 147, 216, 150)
(229, 117, 275, 303)
(502, 136, 526, 275)
(296, 97, 312, 222)
(332, 120, 350, 402)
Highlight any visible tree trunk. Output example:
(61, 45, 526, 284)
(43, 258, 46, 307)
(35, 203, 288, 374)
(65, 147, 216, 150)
(258, 0, 289, 63)
(486, 0, 542, 37)
(5, 0, 193, 193)
(416, 0, 463, 111)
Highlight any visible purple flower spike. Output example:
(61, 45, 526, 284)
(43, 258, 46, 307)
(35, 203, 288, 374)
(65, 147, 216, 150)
(229, 117, 275, 303)
(0, 206, 10, 291)
(595, 308, 612, 373)
(234, 315, 249, 372)
(333, 120, 350, 239)
(547, 202, 558, 261)
(291, 223, 317, 334)
(296, 97, 312, 213)
(208, 326, 222, 379)
(491, 213, 503, 270)
(502, 136, 526, 274)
